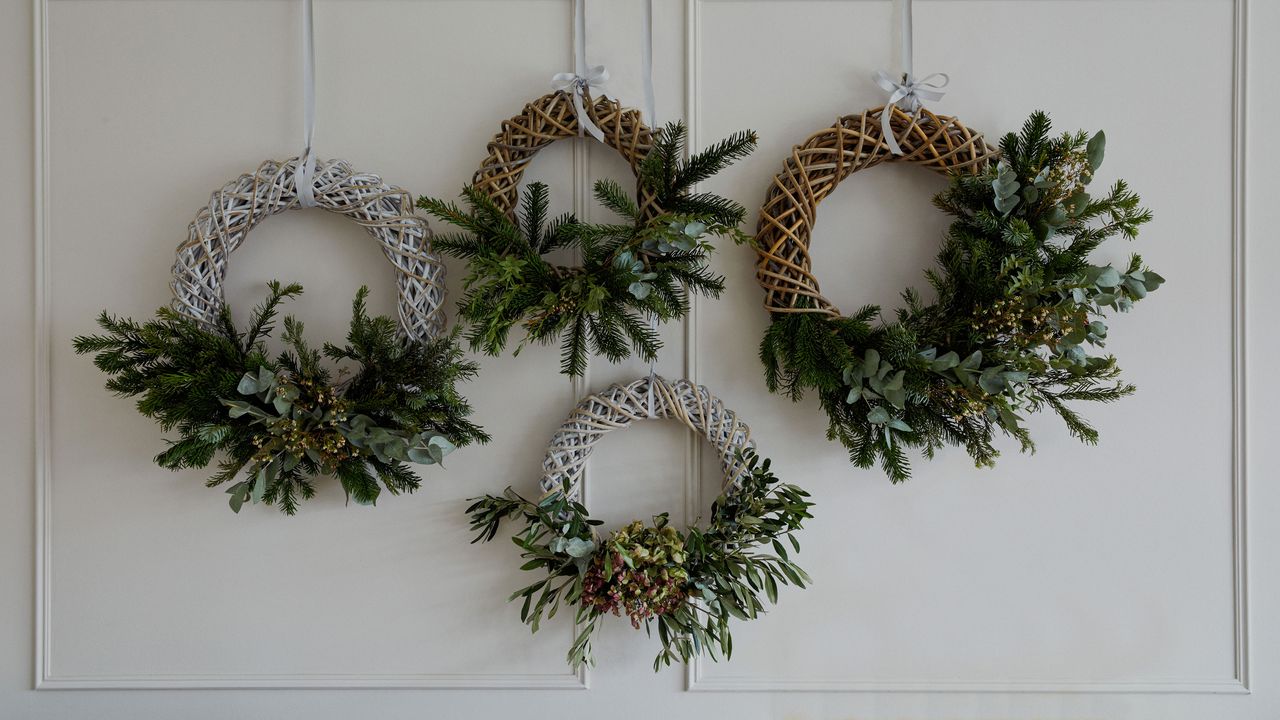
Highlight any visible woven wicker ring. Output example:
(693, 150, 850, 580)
(171, 157, 447, 342)
(754, 106, 998, 316)
(472, 91, 662, 221)
(539, 376, 754, 502)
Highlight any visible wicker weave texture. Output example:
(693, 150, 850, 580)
(539, 376, 754, 502)
(171, 157, 447, 342)
(755, 106, 997, 318)
(472, 91, 662, 221)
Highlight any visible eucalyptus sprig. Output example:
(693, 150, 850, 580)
(74, 282, 487, 514)
(421, 120, 756, 377)
(466, 451, 813, 671)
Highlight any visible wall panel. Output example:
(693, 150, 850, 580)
(689, 0, 1245, 694)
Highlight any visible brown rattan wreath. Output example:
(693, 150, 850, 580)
(471, 90, 661, 221)
(755, 106, 998, 317)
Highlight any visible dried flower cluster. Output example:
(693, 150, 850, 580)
(581, 519, 689, 628)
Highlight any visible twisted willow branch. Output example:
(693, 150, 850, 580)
(171, 157, 447, 342)
(754, 106, 996, 316)
(471, 90, 661, 221)
(539, 376, 754, 501)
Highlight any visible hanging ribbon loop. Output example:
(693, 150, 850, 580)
(296, 0, 318, 208)
(553, 0, 608, 142)
(644, 312, 659, 419)
(641, 0, 655, 127)
(642, 0, 658, 421)
(872, 0, 949, 156)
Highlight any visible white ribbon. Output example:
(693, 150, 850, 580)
(296, 0, 318, 208)
(641, 0, 655, 127)
(552, 0, 609, 142)
(873, 0, 949, 155)
(642, 0, 658, 420)
(645, 313, 658, 419)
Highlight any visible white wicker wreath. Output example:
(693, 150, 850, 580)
(468, 374, 812, 671)
(539, 376, 755, 501)
(170, 156, 447, 342)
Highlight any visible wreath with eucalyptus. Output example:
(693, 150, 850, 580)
(753, 111, 1164, 481)
(466, 377, 814, 670)
(419, 91, 756, 377)
(73, 159, 487, 514)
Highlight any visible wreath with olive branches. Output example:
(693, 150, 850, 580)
(419, 121, 756, 377)
(753, 111, 1164, 482)
(466, 377, 813, 671)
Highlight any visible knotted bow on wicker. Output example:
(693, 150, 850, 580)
(754, 106, 996, 317)
(550, 66, 610, 142)
(471, 91, 661, 221)
(171, 157, 447, 342)
(539, 376, 754, 502)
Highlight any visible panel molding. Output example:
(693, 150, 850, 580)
(31, 0, 588, 691)
(683, 0, 1251, 695)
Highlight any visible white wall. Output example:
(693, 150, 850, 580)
(3, 0, 1277, 718)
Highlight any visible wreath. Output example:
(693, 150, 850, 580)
(752, 110, 1164, 481)
(419, 91, 757, 377)
(466, 377, 813, 670)
(74, 158, 487, 514)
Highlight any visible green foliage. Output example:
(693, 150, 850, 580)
(420, 120, 756, 376)
(758, 112, 1164, 482)
(465, 451, 813, 671)
(74, 282, 487, 514)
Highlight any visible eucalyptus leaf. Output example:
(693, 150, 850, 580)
(978, 366, 1006, 395)
(236, 373, 260, 395)
(1124, 277, 1148, 298)
(884, 387, 906, 409)
(251, 468, 267, 503)
(931, 351, 960, 372)
(227, 483, 249, 514)
(564, 537, 596, 558)
(886, 418, 913, 433)
(1086, 130, 1106, 171)
(866, 406, 891, 425)
(1094, 266, 1122, 288)
(863, 349, 880, 376)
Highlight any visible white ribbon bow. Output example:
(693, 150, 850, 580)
(873, 70, 949, 156)
(551, 65, 610, 142)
